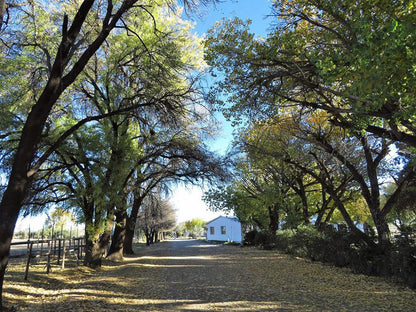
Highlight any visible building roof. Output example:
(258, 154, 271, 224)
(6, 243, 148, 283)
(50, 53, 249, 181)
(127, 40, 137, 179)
(206, 215, 240, 225)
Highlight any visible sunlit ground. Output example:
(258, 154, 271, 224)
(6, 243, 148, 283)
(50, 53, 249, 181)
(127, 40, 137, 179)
(4, 240, 416, 311)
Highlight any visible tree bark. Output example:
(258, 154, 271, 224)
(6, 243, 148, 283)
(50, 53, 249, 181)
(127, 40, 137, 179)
(315, 192, 331, 229)
(144, 229, 151, 246)
(84, 228, 103, 268)
(151, 231, 156, 244)
(0, 86, 63, 309)
(83, 202, 109, 268)
(123, 193, 143, 255)
(123, 225, 135, 255)
(296, 177, 310, 224)
(372, 210, 391, 248)
(99, 228, 112, 257)
(0, 210, 15, 310)
(0, 0, 5, 30)
(107, 210, 127, 261)
(268, 204, 279, 234)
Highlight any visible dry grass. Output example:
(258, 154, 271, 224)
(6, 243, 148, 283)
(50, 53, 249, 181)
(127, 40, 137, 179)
(3, 240, 416, 311)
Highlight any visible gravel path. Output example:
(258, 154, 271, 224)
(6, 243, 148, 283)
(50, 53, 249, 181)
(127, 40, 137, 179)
(4, 239, 416, 311)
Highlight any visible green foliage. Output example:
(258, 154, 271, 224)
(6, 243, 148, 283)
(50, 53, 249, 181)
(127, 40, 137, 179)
(204, 184, 271, 231)
(206, 0, 416, 138)
(272, 224, 416, 288)
(243, 229, 258, 245)
(1, 0, 215, 240)
(45, 208, 75, 229)
(184, 218, 206, 237)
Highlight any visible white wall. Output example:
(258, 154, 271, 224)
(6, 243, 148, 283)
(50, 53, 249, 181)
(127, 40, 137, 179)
(206, 217, 242, 243)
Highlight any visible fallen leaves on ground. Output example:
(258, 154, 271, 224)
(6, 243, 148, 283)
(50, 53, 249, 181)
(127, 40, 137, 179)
(4, 240, 416, 311)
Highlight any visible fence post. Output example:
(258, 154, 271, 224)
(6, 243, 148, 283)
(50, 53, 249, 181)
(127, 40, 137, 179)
(24, 242, 33, 280)
(61, 239, 66, 269)
(57, 239, 62, 265)
(76, 239, 80, 266)
(46, 240, 51, 274)
(40, 227, 44, 256)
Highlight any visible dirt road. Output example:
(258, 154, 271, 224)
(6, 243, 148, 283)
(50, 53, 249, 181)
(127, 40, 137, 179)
(4, 239, 416, 311)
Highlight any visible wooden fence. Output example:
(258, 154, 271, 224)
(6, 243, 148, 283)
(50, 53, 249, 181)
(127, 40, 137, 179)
(10, 238, 86, 280)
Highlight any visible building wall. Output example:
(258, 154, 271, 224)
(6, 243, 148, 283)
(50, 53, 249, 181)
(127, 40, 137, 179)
(206, 217, 242, 243)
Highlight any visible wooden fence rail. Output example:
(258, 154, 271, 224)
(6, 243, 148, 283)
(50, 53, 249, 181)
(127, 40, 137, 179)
(10, 238, 86, 280)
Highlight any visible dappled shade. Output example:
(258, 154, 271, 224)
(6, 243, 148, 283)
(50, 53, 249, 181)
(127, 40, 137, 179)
(4, 240, 416, 311)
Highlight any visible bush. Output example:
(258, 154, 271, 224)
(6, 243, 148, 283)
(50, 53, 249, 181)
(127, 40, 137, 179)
(275, 225, 323, 259)
(392, 236, 416, 288)
(243, 230, 258, 246)
(253, 231, 276, 249)
(244, 223, 416, 288)
(272, 224, 416, 289)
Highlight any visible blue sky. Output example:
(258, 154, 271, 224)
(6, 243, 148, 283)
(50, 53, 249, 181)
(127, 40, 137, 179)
(172, 0, 273, 223)
(192, 0, 273, 155)
(193, 0, 272, 37)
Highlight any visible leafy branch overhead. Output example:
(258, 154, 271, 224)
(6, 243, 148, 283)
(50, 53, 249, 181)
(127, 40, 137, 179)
(0, 0, 223, 308)
(203, 0, 416, 263)
(205, 0, 416, 147)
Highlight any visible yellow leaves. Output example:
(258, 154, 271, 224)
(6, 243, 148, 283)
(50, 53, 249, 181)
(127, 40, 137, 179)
(306, 110, 330, 130)
(4, 241, 416, 312)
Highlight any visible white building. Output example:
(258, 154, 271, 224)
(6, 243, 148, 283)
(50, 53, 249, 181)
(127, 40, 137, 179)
(206, 216, 242, 243)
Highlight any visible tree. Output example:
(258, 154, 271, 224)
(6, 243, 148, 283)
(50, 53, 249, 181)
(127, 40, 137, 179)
(137, 193, 176, 245)
(205, 0, 416, 147)
(184, 218, 206, 237)
(0, 0, 218, 307)
(52, 126, 113, 267)
(247, 111, 415, 248)
(44, 208, 76, 239)
(204, 2, 415, 248)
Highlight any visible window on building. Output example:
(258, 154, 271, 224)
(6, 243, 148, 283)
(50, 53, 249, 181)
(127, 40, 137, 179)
(210, 226, 215, 235)
(221, 226, 226, 235)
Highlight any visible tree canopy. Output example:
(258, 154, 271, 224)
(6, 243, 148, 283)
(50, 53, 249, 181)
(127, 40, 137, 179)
(204, 0, 416, 247)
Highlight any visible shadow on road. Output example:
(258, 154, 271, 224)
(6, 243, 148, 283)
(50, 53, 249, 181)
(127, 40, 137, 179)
(4, 239, 416, 311)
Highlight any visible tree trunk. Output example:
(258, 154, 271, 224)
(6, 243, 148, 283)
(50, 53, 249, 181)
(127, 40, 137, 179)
(84, 230, 103, 268)
(268, 205, 279, 234)
(154, 231, 159, 243)
(123, 194, 143, 255)
(0, 111, 55, 309)
(373, 210, 391, 248)
(107, 211, 127, 262)
(322, 207, 335, 225)
(0, 0, 5, 30)
(315, 192, 331, 229)
(83, 226, 111, 268)
(145, 229, 151, 246)
(99, 229, 112, 257)
(296, 177, 310, 224)
(151, 230, 156, 244)
(0, 203, 17, 310)
(0, 81, 61, 309)
(83, 203, 108, 268)
(123, 223, 135, 255)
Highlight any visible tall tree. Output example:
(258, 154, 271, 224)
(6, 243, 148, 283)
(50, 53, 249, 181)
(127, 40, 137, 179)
(0, 0, 217, 307)
(137, 193, 176, 245)
(205, 0, 416, 147)
(204, 0, 415, 250)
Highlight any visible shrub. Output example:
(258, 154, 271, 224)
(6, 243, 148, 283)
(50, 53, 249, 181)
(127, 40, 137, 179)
(272, 224, 416, 289)
(243, 230, 258, 246)
(253, 231, 277, 249)
(392, 235, 416, 288)
(244, 223, 416, 288)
